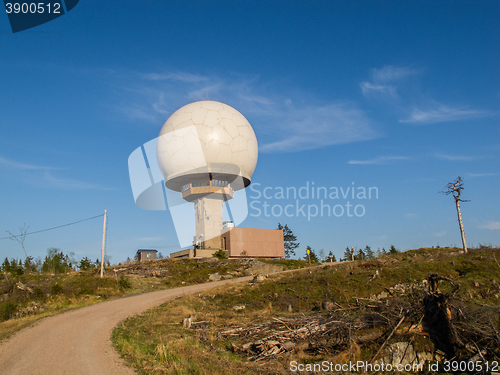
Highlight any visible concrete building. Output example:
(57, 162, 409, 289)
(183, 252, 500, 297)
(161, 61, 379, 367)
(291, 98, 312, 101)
(136, 249, 158, 261)
(220, 227, 284, 257)
(170, 227, 284, 259)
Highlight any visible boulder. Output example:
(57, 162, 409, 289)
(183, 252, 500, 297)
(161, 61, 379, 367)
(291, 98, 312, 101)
(209, 273, 221, 281)
(253, 274, 266, 283)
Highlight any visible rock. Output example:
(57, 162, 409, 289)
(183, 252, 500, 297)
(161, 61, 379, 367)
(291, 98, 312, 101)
(243, 261, 284, 276)
(253, 274, 266, 283)
(209, 272, 221, 281)
(322, 301, 335, 311)
(377, 291, 388, 300)
(383, 342, 417, 367)
(242, 342, 253, 351)
(232, 305, 246, 311)
(282, 341, 295, 351)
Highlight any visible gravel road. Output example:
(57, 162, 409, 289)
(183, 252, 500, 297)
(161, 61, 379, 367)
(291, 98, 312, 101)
(0, 276, 253, 375)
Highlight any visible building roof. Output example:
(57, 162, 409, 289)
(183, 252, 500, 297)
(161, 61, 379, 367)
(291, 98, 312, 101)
(136, 249, 158, 253)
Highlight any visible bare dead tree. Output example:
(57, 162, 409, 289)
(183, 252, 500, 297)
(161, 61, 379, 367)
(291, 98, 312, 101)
(442, 177, 469, 253)
(6, 223, 29, 258)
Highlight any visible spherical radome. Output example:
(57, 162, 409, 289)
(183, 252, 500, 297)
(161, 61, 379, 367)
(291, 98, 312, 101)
(157, 101, 258, 191)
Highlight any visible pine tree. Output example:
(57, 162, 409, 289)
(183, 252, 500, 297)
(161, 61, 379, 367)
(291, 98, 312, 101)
(2, 257, 11, 272)
(304, 246, 319, 263)
(389, 245, 399, 254)
(365, 245, 375, 259)
(343, 247, 352, 261)
(355, 248, 366, 260)
(278, 223, 299, 258)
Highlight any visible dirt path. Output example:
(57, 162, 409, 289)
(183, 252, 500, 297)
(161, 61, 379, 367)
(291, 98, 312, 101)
(0, 276, 254, 375)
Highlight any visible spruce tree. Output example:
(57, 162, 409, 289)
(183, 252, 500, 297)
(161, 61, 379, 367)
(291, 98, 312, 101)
(278, 223, 299, 258)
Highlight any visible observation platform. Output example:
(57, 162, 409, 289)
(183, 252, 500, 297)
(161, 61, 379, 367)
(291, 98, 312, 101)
(181, 179, 234, 202)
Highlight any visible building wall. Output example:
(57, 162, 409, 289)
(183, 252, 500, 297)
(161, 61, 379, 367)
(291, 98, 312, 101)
(169, 249, 194, 258)
(221, 228, 284, 258)
(138, 251, 157, 261)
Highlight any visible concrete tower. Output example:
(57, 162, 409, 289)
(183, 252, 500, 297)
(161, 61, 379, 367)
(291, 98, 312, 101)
(157, 101, 258, 250)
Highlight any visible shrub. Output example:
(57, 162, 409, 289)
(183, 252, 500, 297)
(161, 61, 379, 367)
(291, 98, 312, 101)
(0, 301, 17, 322)
(33, 287, 45, 300)
(79, 257, 95, 271)
(51, 283, 63, 294)
(212, 249, 227, 260)
(118, 276, 131, 289)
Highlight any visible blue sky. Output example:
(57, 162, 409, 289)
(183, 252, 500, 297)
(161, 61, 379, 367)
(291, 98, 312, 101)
(1, 1, 499, 263)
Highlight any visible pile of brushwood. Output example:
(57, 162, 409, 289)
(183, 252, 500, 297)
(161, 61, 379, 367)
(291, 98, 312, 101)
(218, 272, 500, 369)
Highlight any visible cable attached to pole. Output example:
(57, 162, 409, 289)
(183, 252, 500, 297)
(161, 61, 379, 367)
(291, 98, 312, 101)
(1, 214, 105, 240)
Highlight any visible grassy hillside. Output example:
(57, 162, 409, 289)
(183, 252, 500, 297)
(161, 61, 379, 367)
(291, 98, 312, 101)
(111, 247, 500, 374)
(0, 257, 306, 341)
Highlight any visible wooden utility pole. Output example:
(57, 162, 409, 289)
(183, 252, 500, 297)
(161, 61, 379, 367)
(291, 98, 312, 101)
(100, 209, 107, 278)
(442, 177, 469, 253)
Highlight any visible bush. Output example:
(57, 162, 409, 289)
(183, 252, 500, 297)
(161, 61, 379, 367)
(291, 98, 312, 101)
(33, 287, 45, 300)
(51, 283, 63, 294)
(212, 249, 227, 260)
(79, 257, 95, 271)
(118, 276, 131, 289)
(0, 301, 17, 322)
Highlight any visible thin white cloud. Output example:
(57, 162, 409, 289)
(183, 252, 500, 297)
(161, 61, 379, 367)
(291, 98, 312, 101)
(42, 171, 115, 190)
(138, 236, 163, 241)
(371, 65, 418, 82)
(1, 156, 115, 190)
(478, 221, 500, 230)
(348, 156, 410, 165)
(116, 70, 380, 153)
(362, 65, 497, 124)
(260, 103, 379, 153)
(360, 82, 397, 99)
(141, 72, 209, 83)
(0, 156, 58, 170)
(400, 104, 495, 124)
(433, 231, 446, 237)
(361, 65, 418, 100)
(117, 105, 159, 122)
(435, 153, 479, 161)
(466, 172, 498, 178)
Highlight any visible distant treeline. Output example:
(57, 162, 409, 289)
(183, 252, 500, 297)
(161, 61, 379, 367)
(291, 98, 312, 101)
(1, 248, 110, 275)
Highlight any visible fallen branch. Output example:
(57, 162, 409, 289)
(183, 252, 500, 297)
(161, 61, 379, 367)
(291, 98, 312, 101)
(371, 313, 406, 362)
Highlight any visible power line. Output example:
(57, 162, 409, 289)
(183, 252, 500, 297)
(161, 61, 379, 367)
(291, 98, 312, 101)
(1, 214, 105, 240)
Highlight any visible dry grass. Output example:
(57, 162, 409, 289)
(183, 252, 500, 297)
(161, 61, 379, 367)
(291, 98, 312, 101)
(112, 247, 500, 374)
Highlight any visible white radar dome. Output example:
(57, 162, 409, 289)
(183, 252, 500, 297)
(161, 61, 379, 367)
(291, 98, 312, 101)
(157, 101, 258, 192)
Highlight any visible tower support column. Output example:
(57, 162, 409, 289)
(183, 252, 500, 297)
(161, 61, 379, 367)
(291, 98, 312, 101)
(194, 196, 223, 249)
